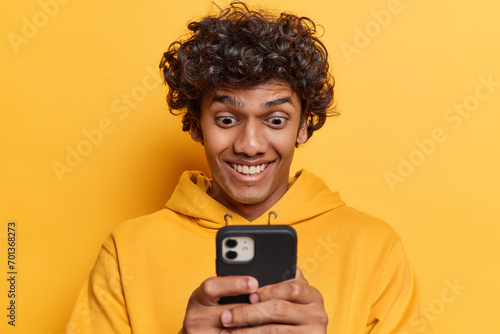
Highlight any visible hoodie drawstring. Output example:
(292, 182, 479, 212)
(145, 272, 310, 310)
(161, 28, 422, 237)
(224, 213, 233, 225)
(268, 211, 277, 225)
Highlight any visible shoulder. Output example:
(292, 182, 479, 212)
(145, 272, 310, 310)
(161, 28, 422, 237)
(102, 208, 183, 254)
(116, 208, 173, 229)
(334, 205, 398, 238)
(308, 204, 402, 254)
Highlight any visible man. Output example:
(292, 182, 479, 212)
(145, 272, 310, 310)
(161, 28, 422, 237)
(67, 2, 432, 333)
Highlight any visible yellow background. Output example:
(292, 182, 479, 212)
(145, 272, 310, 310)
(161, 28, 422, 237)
(1, 0, 499, 333)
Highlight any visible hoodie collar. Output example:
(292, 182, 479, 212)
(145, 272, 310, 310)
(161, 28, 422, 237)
(165, 170, 345, 231)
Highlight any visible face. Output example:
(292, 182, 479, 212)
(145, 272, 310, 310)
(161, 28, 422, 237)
(190, 81, 308, 220)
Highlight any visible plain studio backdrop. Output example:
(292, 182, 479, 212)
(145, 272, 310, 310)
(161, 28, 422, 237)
(1, 0, 499, 332)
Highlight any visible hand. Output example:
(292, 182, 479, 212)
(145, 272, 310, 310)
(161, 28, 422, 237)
(219, 267, 328, 333)
(182, 275, 259, 333)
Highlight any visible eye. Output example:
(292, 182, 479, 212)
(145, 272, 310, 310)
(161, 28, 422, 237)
(266, 116, 288, 128)
(215, 116, 237, 127)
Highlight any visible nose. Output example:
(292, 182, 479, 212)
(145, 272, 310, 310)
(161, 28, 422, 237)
(233, 121, 267, 156)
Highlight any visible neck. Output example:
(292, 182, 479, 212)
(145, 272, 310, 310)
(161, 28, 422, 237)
(209, 185, 287, 222)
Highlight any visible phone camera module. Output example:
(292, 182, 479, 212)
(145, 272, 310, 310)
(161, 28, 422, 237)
(225, 239, 238, 248)
(225, 251, 238, 259)
(221, 236, 254, 262)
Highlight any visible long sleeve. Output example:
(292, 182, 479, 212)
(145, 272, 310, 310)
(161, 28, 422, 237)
(366, 240, 432, 334)
(66, 240, 131, 333)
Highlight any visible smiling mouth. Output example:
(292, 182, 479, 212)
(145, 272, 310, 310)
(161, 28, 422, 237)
(230, 163, 268, 176)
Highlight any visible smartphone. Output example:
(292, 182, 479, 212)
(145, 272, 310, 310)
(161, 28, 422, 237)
(216, 225, 297, 304)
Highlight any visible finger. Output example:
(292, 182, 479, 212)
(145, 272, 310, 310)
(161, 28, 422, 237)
(196, 276, 259, 306)
(221, 299, 303, 327)
(295, 266, 307, 282)
(247, 267, 308, 304)
(220, 324, 299, 334)
(253, 278, 322, 305)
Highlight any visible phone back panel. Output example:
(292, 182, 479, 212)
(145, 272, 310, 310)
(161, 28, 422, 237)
(216, 225, 297, 303)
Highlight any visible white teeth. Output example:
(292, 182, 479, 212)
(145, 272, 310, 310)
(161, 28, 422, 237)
(231, 163, 268, 175)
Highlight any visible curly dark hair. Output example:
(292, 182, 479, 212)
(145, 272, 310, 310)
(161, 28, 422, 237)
(159, 1, 337, 143)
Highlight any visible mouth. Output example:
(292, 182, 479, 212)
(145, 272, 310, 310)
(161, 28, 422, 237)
(230, 162, 268, 176)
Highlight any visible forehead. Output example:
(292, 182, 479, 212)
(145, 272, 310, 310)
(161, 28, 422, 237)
(201, 81, 300, 110)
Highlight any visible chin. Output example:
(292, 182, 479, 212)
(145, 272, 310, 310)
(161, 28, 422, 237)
(230, 193, 265, 205)
(228, 188, 270, 206)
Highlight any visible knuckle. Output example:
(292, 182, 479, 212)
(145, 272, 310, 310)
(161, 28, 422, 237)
(200, 278, 215, 294)
(270, 299, 288, 318)
(232, 304, 244, 317)
(240, 306, 251, 320)
(244, 307, 267, 327)
(197, 277, 219, 301)
(317, 311, 329, 326)
(309, 305, 329, 327)
(310, 296, 328, 326)
(288, 281, 302, 299)
(183, 311, 202, 330)
(249, 307, 266, 325)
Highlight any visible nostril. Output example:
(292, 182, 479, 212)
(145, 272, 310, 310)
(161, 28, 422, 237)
(233, 133, 267, 156)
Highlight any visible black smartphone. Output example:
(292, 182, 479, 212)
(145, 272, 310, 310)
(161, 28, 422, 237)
(216, 225, 297, 304)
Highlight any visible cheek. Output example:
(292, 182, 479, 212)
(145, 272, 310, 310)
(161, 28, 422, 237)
(203, 130, 232, 160)
(269, 131, 298, 156)
(204, 142, 222, 163)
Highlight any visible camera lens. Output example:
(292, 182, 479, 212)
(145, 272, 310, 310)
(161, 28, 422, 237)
(225, 238, 237, 248)
(226, 251, 238, 259)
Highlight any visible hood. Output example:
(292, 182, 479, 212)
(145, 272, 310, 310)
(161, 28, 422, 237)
(165, 169, 345, 230)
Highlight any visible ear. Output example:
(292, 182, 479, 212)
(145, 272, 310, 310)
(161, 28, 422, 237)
(189, 121, 203, 143)
(296, 113, 309, 145)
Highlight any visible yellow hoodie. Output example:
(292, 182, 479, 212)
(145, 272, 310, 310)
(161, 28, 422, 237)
(66, 170, 432, 333)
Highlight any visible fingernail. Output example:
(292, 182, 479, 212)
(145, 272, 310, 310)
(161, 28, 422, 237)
(248, 278, 258, 292)
(221, 310, 232, 326)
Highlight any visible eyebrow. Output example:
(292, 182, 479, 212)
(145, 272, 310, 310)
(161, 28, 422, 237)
(209, 94, 294, 110)
(261, 97, 293, 109)
(210, 94, 246, 108)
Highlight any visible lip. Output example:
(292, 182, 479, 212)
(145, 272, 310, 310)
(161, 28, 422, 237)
(225, 160, 275, 182)
(227, 159, 270, 166)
